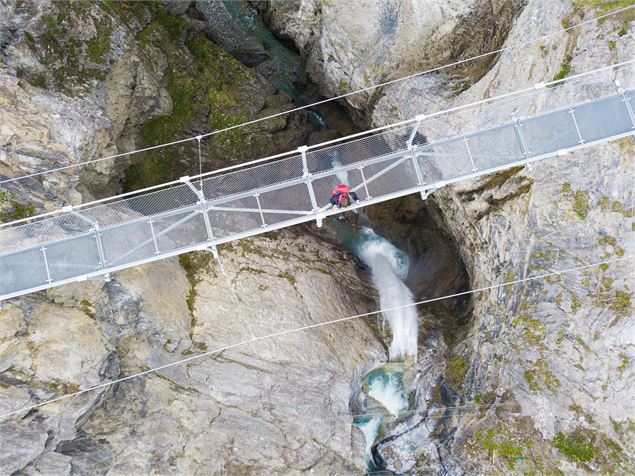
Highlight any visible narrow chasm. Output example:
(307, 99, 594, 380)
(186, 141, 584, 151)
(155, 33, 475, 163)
(135, 4, 476, 471)
(311, 194, 473, 473)
(359, 197, 473, 474)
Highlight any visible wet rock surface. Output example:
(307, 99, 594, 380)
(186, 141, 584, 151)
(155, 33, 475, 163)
(1, 0, 634, 474)
(1, 231, 384, 473)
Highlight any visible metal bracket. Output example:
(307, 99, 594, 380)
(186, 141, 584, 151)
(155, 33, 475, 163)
(406, 114, 426, 149)
(181, 176, 205, 202)
(299, 145, 323, 226)
(195, 243, 218, 260)
(421, 187, 438, 200)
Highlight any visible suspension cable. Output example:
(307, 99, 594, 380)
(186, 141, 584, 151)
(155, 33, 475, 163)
(0, 255, 630, 420)
(0, 4, 632, 187)
(1, 56, 634, 230)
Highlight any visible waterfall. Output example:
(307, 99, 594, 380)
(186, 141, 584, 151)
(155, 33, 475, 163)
(330, 153, 418, 360)
(355, 228, 418, 361)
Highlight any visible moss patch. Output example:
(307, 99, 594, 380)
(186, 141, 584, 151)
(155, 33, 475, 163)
(524, 358, 560, 394)
(472, 425, 534, 469)
(0, 191, 35, 223)
(445, 354, 468, 388)
(553, 427, 627, 471)
(23, 1, 116, 93)
(552, 54, 573, 83)
(122, 6, 270, 191)
(572, 189, 589, 219)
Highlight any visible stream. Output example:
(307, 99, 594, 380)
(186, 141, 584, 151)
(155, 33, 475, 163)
(199, 5, 470, 472)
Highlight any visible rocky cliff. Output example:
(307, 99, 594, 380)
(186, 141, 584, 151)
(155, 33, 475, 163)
(1, 0, 633, 474)
(263, 0, 634, 473)
(0, 1, 376, 473)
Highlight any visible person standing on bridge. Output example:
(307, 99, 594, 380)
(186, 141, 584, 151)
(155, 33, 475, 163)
(330, 184, 360, 222)
(330, 184, 360, 209)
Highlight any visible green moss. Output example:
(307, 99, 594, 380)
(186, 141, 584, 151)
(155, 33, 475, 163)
(26, 4, 112, 92)
(99, 0, 147, 23)
(574, 336, 590, 352)
(552, 427, 627, 470)
(601, 276, 614, 290)
(598, 234, 617, 247)
(446, 354, 468, 388)
(86, 35, 110, 63)
(600, 195, 610, 210)
(608, 39, 617, 51)
(571, 294, 583, 313)
(573, 0, 635, 22)
(613, 290, 632, 312)
(524, 359, 560, 394)
(572, 189, 589, 219)
(552, 54, 573, 83)
(562, 182, 572, 193)
(124, 15, 263, 191)
(513, 313, 547, 344)
(618, 25, 628, 35)
(617, 353, 629, 374)
(41, 14, 61, 35)
(599, 263, 609, 272)
(179, 253, 202, 316)
(553, 431, 594, 462)
(339, 77, 348, 94)
(473, 425, 534, 469)
(0, 191, 35, 223)
(524, 370, 540, 391)
(277, 271, 296, 286)
(80, 299, 93, 316)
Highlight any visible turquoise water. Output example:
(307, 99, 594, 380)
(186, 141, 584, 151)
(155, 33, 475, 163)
(223, 1, 305, 98)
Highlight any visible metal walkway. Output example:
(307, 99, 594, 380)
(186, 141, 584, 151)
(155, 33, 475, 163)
(1, 64, 634, 302)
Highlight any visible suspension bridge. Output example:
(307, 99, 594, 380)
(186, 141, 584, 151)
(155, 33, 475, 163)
(0, 61, 634, 303)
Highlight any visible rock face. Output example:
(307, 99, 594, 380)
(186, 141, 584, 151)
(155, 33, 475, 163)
(357, 0, 635, 473)
(264, 0, 634, 472)
(262, 0, 526, 116)
(0, 0, 175, 206)
(1, 0, 634, 474)
(0, 231, 384, 473)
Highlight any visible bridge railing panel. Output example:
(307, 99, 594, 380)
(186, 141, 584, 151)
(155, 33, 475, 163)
(208, 196, 265, 239)
(0, 247, 49, 295)
(153, 209, 209, 255)
(362, 154, 419, 199)
(305, 126, 412, 174)
(519, 109, 581, 157)
(415, 138, 474, 183)
(573, 94, 634, 142)
(100, 219, 158, 268)
(466, 124, 525, 171)
(45, 233, 103, 282)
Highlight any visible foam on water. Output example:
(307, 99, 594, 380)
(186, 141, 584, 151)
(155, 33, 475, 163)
(331, 151, 350, 184)
(367, 372, 408, 416)
(355, 228, 418, 360)
(355, 415, 382, 468)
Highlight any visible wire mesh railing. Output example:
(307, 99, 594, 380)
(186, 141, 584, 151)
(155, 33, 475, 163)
(1, 62, 634, 301)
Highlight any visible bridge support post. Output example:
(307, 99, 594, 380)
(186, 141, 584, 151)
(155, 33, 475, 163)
(407, 115, 428, 200)
(299, 145, 323, 227)
(181, 176, 218, 250)
(615, 81, 635, 138)
(65, 207, 110, 280)
(511, 112, 531, 172)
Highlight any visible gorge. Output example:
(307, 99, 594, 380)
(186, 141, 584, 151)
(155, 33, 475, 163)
(0, 1, 633, 474)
